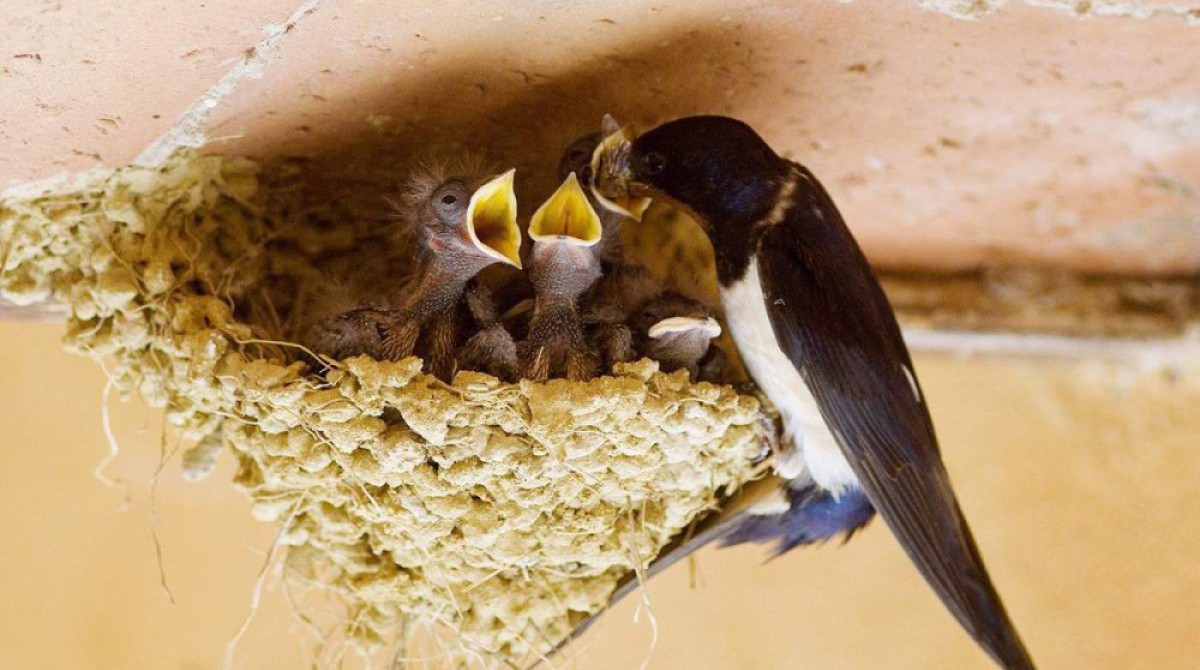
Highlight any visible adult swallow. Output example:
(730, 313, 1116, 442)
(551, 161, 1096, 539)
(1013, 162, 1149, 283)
(379, 167, 522, 381)
(586, 115, 1036, 669)
(518, 172, 604, 381)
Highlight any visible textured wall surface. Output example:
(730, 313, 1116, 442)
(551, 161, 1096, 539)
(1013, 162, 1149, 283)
(3, 0, 1198, 274)
(1, 321, 1195, 669)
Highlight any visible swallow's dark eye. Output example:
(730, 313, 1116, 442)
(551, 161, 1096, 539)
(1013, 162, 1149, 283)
(642, 152, 666, 175)
(441, 194, 457, 205)
(578, 166, 594, 184)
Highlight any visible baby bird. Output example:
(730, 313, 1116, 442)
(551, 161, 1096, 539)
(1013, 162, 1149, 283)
(296, 249, 411, 362)
(379, 166, 523, 381)
(518, 173, 604, 381)
(301, 302, 392, 361)
(558, 118, 656, 369)
(631, 293, 725, 382)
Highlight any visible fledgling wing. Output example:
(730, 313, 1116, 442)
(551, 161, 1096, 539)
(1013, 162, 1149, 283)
(379, 314, 421, 361)
(300, 304, 392, 361)
(755, 164, 1035, 670)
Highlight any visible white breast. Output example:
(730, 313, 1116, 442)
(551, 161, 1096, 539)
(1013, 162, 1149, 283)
(721, 260, 859, 493)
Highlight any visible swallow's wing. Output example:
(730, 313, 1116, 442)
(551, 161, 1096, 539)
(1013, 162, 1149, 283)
(755, 165, 1035, 670)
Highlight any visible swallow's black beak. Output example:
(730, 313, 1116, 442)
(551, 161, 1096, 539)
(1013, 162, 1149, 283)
(466, 169, 522, 269)
(589, 121, 652, 221)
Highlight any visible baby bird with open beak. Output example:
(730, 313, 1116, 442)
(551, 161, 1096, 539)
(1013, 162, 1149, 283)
(558, 117, 656, 369)
(518, 173, 604, 382)
(630, 293, 726, 383)
(378, 167, 523, 381)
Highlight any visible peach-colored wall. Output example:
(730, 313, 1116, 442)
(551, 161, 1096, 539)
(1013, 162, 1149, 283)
(3, 1, 1198, 274)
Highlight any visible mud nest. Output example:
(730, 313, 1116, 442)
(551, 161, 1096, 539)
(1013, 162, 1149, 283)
(0, 152, 769, 663)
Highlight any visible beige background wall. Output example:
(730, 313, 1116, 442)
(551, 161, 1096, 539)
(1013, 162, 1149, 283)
(2, 321, 1195, 669)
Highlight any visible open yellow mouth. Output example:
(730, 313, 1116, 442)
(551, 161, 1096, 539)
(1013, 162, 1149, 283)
(466, 169, 522, 268)
(589, 124, 652, 221)
(529, 172, 602, 246)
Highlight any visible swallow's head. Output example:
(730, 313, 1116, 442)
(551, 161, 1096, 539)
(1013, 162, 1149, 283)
(592, 115, 785, 230)
(527, 172, 603, 299)
(411, 168, 522, 274)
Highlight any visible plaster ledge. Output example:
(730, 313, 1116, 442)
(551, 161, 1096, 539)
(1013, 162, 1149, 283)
(904, 0, 1200, 22)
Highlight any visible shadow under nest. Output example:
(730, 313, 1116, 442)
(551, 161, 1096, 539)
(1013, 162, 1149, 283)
(0, 149, 772, 666)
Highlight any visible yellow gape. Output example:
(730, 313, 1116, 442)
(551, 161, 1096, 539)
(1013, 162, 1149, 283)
(528, 172, 603, 245)
(465, 168, 522, 268)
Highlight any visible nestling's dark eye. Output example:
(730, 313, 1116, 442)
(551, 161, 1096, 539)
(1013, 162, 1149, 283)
(433, 184, 467, 219)
(642, 152, 666, 175)
(578, 166, 594, 184)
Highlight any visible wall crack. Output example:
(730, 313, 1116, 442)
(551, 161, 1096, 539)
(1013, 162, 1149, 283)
(134, 0, 325, 166)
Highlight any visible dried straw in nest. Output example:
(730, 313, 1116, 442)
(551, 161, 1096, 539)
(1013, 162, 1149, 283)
(0, 151, 770, 665)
